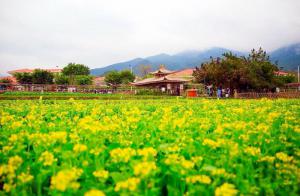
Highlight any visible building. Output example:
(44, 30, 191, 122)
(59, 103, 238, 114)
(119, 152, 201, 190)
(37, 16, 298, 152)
(93, 76, 106, 86)
(132, 66, 194, 95)
(274, 71, 289, 76)
(8, 68, 62, 75)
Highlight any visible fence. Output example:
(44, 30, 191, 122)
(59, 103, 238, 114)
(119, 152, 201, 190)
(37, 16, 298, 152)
(236, 92, 300, 99)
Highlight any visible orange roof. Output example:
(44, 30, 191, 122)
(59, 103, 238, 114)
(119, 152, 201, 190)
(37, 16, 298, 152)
(150, 67, 174, 75)
(8, 68, 62, 74)
(133, 76, 190, 86)
(274, 71, 289, 76)
(168, 68, 194, 78)
(93, 76, 106, 86)
(0, 76, 18, 85)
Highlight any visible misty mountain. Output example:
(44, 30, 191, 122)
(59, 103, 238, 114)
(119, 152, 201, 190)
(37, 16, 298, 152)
(269, 43, 300, 70)
(91, 44, 300, 76)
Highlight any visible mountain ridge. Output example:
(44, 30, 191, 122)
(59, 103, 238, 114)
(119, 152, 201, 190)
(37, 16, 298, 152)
(91, 44, 300, 76)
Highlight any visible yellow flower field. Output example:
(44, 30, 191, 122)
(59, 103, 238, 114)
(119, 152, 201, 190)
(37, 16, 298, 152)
(0, 99, 299, 195)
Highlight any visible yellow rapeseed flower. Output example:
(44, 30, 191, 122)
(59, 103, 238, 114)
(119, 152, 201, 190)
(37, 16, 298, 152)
(17, 172, 34, 184)
(73, 144, 88, 153)
(115, 177, 141, 192)
(3, 183, 16, 193)
(215, 183, 238, 196)
(93, 170, 109, 179)
(186, 175, 212, 184)
(276, 152, 293, 162)
(50, 168, 83, 191)
(244, 147, 261, 156)
(137, 147, 157, 160)
(110, 148, 136, 163)
(8, 155, 23, 169)
(84, 189, 105, 196)
(39, 151, 57, 166)
(134, 162, 156, 177)
(202, 139, 220, 149)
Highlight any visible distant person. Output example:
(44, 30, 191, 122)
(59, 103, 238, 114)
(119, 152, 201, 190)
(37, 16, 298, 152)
(234, 89, 238, 98)
(226, 88, 230, 98)
(217, 87, 222, 99)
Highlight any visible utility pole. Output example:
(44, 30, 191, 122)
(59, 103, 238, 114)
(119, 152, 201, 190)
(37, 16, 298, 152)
(298, 65, 300, 83)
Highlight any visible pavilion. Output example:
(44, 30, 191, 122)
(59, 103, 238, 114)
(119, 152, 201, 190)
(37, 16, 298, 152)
(132, 66, 194, 95)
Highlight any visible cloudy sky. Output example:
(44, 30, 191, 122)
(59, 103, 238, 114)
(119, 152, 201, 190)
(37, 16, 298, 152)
(0, 0, 300, 75)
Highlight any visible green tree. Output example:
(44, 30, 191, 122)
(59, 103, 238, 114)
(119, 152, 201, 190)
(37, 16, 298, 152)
(62, 63, 90, 76)
(104, 70, 135, 88)
(75, 75, 93, 85)
(55, 75, 69, 85)
(32, 69, 54, 84)
(120, 70, 135, 84)
(104, 71, 122, 87)
(62, 63, 90, 85)
(13, 73, 33, 84)
(193, 48, 280, 92)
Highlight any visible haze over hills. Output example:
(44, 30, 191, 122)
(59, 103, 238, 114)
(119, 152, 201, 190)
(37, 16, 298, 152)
(91, 43, 300, 76)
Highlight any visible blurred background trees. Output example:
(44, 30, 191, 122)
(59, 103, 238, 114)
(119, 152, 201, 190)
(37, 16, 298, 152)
(193, 48, 296, 91)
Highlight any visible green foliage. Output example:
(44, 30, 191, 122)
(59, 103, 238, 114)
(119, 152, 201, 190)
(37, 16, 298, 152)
(62, 63, 90, 76)
(32, 69, 54, 84)
(274, 74, 296, 86)
(105, 70, 135, 87)
(105, 71, 122, 86)
(54, 75, 69, 85)
(13, 72, 33, 84)
(120, 70, 135, 84)
(193, 48, 280, 91)
(75, 75, 93, 85)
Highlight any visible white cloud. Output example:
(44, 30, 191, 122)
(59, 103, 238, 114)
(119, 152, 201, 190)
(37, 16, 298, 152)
(0, 0, 300, 73)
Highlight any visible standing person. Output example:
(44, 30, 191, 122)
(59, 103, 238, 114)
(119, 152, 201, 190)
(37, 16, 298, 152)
(234, 89, 238, 98)
(217, 87, 222, 99)
(226, 88, 230, 98)
(222, 88, 225, 98)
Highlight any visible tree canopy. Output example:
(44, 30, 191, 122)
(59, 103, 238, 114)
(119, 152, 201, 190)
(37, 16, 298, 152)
(62, 63, 90, 76)
(14, 70, 54, 84)
(104, 70, 135, 87)
(193, 48, 283, 91)
(59, 63, 92, 85)
(32, 69, 54, 84)
(14, 73, 33, 84)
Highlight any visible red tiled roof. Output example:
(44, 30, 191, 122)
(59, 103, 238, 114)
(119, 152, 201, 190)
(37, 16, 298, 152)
(93, 76, 106, 86)
(168, 68, 194, 78)
(274, 71, 289, 76)
(0, 76, 18, 85)
(133, 76, 191, 86)
(8, 68, 62, 74)
(150, 67, 174, 75)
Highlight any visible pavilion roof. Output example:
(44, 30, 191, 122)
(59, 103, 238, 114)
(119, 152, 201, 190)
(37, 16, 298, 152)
(150, 67, 174, 75)
(132, 76, 191, 86)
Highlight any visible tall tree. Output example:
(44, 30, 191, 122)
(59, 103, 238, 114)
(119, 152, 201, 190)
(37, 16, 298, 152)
(75, 75, 93, 85)
(13, 73, 33, 84)
(32, 69, 54, 84)
(104, 71, 122, 87)
(62, 63, 90, 85)
(120, 70, 135, 84)
(104, 70, 135, 88)
(193, 48, 280, 92)
(62, 63, 90, 76)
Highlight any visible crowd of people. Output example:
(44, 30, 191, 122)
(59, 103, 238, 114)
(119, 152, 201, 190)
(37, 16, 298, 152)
(206, 85, 236, 98)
